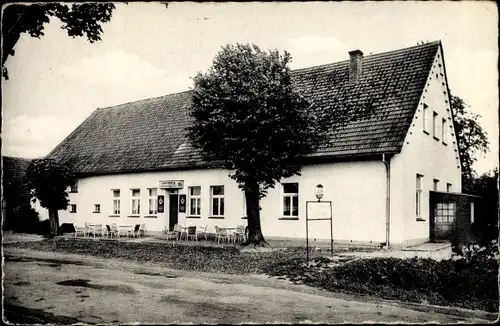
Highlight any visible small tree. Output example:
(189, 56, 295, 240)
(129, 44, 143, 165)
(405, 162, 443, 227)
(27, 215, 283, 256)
(450, 95, 490, 192)
(25, 158, 75, 237)
(188, 44, 357, 247)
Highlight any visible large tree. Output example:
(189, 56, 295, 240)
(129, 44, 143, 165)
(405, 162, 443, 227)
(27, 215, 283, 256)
(25, 158, 76, 238)
(450, 95, 489, 192)
(2, 3, 115, 79)
(188, 43, 360, 247)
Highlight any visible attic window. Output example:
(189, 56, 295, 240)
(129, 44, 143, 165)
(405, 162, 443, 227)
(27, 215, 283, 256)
(70, 181, 78, 193)
(432, 111, 439, 139)
(423, 104, 430, 134)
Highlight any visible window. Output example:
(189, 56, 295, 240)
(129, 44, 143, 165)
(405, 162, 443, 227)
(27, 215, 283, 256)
(282, 183, 299, 217)
(432, 111, 439, 138)
(211, 186, 224, 216)
(131, 189, 140, 215)
(441, 118, 447, 143)
(416, 174, 423, 218)
(433, 179, 439, 191)
(94, 204, 100, 213)
(112, 190, 120, 215)
(148, 188, 158, 215)
(189, 186, 201, 216)
(423, 104, 429, 133)
(70, 181, 78, 193)
(70, 204, 77, 213)
(436, 202, 455, 223)
(470, 202, 475, 223)
(446, 183, 452, 192)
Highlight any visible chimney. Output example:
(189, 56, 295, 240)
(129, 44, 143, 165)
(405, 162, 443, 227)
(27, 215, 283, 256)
(348, 49, 364, 83)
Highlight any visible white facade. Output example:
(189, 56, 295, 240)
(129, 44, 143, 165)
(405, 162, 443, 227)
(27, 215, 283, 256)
(390, 49, 461, 246)
(56, 160, 388, 244)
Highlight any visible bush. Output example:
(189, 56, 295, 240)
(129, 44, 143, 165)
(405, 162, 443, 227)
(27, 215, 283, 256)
(265, 255, 499, 312)
(452, 242, 499, 264)
(9, 206, 40, 234)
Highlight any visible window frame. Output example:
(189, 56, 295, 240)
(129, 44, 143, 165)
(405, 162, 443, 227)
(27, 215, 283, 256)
(416, 174, 423, 220)
(112, 189, 121, 215)
(441, 117, 447, 144)
(210, 185, 225, 218)
(69, 204, 77, 213)
(188, 186, 202, 217)
(147, 188, 158, 215)
(70, 181, 78, 193)
(423, 104, 430, 134)
(131, 189, 141, 215)
(470, 202, 475, 224)
(446, 183, 452, 192)
(432, 111, 439, 139)
(282, 182, 299, 219)
(433, 179, 439, 191)
(93, 204, 100, 213)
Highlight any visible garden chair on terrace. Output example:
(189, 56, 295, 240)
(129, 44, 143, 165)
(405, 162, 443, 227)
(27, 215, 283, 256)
(187, 226, 197, 241)
(139, 224, 146, 237)
(196, 225, 208, 240)
(164, 225, 178, 241)
(74, 225, 86, 237)
(93, 224, 104, 237)
(106, 224, 118, 238)
(234, 225, 247, 242)
(215, 226, 231, 244)
(177, 224, 188, 240)
(111, 223, 119, 238)
(132, 224, 141, 238)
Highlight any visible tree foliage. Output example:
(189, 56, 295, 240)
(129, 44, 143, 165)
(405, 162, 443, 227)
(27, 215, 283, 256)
(469, 169, 499, 243)
(2, 3, 115, 79)
(450, 95, 489, 191)
(188, 44, 350, 246)
(25, 158, 76, 237)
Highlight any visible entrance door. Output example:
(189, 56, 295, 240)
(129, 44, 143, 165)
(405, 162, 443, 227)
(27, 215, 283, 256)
(432, 201, 456, 241)
(169, 194, 179, 231)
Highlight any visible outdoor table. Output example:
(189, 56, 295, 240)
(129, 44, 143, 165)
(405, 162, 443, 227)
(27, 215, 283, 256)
(119, 225, 133, 237)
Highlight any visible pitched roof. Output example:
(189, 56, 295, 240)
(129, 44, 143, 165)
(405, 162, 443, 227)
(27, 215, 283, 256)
(48, 41, 441, 175)
(2, 156, 32, 205)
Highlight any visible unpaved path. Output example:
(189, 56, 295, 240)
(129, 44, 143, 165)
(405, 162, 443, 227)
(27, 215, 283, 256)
(3, 248, 493, 324)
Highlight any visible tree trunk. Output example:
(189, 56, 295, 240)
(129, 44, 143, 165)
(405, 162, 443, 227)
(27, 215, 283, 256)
(48, 209, 59, 238)
(242, 180, 270, 247)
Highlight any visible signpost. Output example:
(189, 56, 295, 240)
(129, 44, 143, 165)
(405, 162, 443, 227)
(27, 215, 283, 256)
(159, 180, 184, 189)
(305, 184, 333, 263)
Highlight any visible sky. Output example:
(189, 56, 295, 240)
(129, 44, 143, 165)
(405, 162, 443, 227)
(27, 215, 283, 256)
(2, 1, 498, 174)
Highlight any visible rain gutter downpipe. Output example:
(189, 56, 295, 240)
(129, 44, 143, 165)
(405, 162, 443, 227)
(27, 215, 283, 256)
(382, 153, 391, 249)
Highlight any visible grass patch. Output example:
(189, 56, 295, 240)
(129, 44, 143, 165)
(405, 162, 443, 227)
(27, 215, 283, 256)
(263, 255, 499, 312)
(5, 238, 328, 274)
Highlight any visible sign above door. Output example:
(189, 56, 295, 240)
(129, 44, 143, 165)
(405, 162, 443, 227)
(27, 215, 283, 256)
(159, 180, 184, 189)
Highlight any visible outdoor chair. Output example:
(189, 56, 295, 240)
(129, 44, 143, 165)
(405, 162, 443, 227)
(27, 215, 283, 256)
(215, 226, 231, 244)
(187, 226, 197, 241)
(84, 223, 91, 237)
(93, 224, 104, 237)
(196, 225, 208, 240)
(139, 224, 146, 237)
(111, 224, 119, 238)
(74, 225, 86, 237)
(164, 225, 178, 241)
(177, 224, 187, 240)
(132, 224, 141, 238)
(106, 224, 118, 238)
(234, 225, 247, 242)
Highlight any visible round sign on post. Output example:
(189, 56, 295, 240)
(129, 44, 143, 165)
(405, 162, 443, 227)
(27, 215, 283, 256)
(315, 184, 324, 201)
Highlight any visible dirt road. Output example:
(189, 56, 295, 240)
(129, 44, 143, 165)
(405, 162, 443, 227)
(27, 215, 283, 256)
(3, 248, 491, 324)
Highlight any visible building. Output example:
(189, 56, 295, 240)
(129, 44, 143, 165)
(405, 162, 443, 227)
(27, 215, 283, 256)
(1, 156, 44, 232)
(45, 41, 476, 247)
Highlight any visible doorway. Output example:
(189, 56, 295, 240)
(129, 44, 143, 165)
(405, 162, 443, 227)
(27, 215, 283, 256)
(169, 194, 179, 231)
(432, 201, 456, 241)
